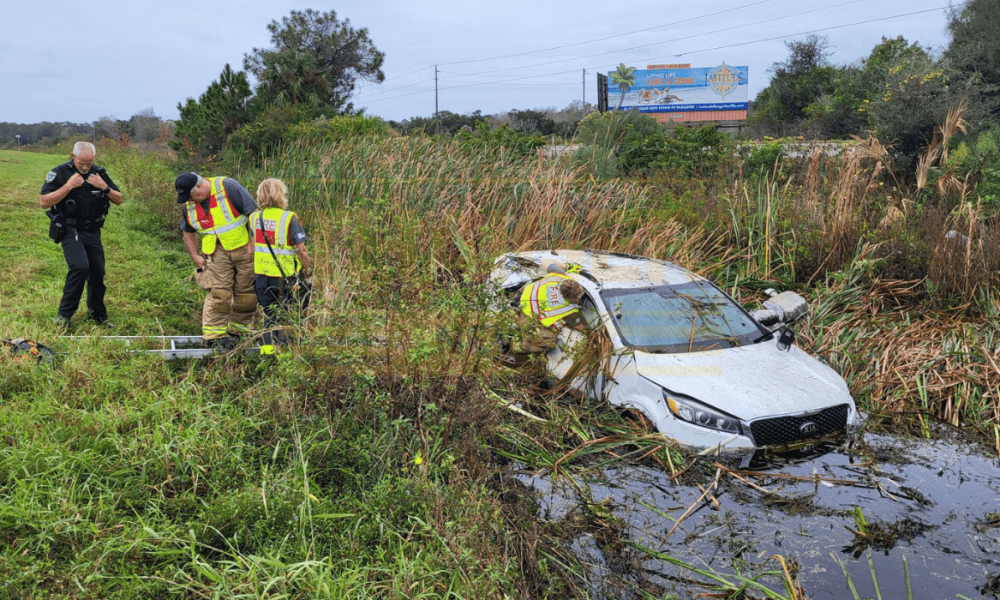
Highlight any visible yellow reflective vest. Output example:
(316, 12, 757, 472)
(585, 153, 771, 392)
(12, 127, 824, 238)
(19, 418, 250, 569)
(519, 273, 580, 329)
(248, 207, 301, 277)
(184, 177, 250, 255)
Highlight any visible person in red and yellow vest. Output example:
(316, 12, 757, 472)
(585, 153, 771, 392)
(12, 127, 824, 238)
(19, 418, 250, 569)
(175, 172, 258, 347)
(512, 261, 586, 355)
(247, 178, 312, 354)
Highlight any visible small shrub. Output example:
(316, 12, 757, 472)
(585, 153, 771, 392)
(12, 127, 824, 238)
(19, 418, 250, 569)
(743, 139, 786, 178)
(947, 126, 1000, 211)
(100, 145, 177, 237)
(656, 125, 734, 177)
(222, 104, 312, 166)
(287, 114, 391, 145)
(574, 110, 669, 177)
(616, 123, 669, 175)
(455, 120, 545, 160)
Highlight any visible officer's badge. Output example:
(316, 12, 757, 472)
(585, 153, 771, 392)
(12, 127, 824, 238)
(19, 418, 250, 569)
(45, 171, 56, 183)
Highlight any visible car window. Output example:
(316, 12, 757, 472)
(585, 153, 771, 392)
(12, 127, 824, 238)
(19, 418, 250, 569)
(600, 281, 765, 353)
(579, 295, 602, 329)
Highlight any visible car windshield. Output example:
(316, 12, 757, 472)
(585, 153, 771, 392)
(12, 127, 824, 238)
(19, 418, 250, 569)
(600, 281, 765, 353)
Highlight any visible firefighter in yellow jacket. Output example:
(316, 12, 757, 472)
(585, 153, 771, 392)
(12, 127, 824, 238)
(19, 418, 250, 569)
(248, 178, 312, 353)
(512, 261, 586, 355)
(175, 172, 258, 348)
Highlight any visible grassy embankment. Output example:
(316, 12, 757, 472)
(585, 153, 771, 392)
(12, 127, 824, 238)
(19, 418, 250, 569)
(1, 128, 999, 599)
(0, 148, 543, 598)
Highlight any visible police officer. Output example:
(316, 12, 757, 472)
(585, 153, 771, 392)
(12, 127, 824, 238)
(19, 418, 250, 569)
(39, 141, 122, 331)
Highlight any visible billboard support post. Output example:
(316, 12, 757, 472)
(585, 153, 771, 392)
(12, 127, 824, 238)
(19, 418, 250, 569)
(596, 73, 608, 113)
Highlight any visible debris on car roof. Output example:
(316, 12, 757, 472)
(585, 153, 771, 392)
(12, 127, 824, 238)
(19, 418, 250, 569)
(490, 249, 864, 455)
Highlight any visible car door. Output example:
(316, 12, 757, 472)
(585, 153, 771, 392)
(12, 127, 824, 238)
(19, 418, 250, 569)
(546, 295, 605, 399)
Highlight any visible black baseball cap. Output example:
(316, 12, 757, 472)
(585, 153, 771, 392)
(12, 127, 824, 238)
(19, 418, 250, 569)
(175, 172, 200, 203)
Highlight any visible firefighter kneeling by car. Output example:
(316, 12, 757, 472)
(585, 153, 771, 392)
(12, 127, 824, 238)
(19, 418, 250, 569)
(510, 260, 586, 359)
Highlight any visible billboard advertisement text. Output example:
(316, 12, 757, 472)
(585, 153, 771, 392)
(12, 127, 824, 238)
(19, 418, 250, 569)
(607, 63, 748, 113)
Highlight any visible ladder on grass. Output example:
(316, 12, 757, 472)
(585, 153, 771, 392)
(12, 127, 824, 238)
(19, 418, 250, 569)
(64, 335, 261, 359)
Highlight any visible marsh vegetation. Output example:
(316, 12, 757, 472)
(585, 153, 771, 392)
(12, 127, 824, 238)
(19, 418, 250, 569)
(2, 101, 999, 599)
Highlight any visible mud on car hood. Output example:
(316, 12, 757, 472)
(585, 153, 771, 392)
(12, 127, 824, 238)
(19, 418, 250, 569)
(631, 341, 852, 422)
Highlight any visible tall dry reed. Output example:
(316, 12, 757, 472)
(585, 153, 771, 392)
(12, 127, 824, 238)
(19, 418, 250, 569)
(233, 128, 1000, 448)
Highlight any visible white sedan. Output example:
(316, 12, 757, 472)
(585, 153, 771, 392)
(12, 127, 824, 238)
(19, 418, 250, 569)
(492, 250, 863, 454)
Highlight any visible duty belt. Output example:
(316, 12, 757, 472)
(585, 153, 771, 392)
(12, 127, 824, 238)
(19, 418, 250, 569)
(65, 217, 105, 231)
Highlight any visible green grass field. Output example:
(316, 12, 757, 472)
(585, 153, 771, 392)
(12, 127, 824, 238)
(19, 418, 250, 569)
(0, 148, 529, 598)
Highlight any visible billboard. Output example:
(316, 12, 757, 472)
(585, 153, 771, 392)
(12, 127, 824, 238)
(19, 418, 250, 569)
(606, 62, 748, 114)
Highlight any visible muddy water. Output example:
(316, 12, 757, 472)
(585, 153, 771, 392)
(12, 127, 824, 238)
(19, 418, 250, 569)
(516, 432, 1000, 599)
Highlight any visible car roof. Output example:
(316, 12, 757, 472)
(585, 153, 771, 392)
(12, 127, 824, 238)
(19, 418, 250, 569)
(493, 249, 705, 290)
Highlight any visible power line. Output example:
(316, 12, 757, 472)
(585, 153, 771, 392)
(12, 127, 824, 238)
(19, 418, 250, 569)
(669, 5, 946, 58)
(365, 0, 905, 97)
(357, 77, 437, 96)
(438, 0, 867, 79)
(373, 0, 865, 98)
(436, 0, 779, 66)
(358, 70, 582, 105)
(356, 4, 947, 108)
(361, 67, 582, 98)
(380, 65, 434, 83)
(436, 68, 581, 90)
(364, 0, 783, 95)
(360, 88, 437, 104)
(455, 81, 580, 87)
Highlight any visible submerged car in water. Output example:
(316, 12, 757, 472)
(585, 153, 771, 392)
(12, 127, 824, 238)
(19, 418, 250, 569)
(491, 250, 863, 454)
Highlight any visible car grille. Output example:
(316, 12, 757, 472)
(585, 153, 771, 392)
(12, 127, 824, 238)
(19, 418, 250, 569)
(749, 404, 850, 447)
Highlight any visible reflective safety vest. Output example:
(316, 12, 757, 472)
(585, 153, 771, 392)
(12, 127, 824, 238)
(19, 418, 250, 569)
(519, 273, 580, 329)
(184, 177, 249, 255)
(248, 207, 300, 277)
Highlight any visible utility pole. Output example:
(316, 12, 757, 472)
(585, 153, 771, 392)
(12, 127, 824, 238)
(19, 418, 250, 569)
(582, 68, 586, 109)
(434, 65, 439, 135)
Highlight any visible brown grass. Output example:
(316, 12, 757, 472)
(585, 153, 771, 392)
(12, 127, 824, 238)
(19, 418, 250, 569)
(807, 137, 884, 281)
(242, 124, 1000, 448)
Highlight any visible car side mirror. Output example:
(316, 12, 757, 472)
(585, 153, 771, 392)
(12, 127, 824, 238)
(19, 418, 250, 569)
(762, 290, 810, 325)
(750, 308, 781, 327)
(776, 326, 795, 351)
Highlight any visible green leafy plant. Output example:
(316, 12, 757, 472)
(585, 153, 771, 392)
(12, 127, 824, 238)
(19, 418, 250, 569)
(851, 506, 869, 535)
(454, 120, 545, 160)
(743, 139, 787, 178)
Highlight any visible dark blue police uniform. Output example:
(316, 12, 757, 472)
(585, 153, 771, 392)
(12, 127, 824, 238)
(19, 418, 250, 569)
(40, 160, 120, 324)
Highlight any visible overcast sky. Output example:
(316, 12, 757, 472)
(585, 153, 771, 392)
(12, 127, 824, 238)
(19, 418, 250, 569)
(1, 0, 955, 125)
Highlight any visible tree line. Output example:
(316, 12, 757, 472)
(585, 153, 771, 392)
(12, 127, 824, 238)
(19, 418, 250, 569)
(0, 109, 172, 149)
(750, 0, 999, 173)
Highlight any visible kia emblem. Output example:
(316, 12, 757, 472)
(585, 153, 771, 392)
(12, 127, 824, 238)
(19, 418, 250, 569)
(800, 422, 818, 435)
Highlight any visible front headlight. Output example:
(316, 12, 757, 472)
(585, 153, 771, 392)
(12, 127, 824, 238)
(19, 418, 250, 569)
(664, 391, 742, 435)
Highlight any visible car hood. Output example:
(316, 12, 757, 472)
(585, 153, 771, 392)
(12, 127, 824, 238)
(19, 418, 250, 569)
(631, 341, 852, 421)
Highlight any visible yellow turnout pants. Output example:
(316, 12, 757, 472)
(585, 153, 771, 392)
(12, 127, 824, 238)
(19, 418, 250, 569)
(200, 244, 257, 340)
